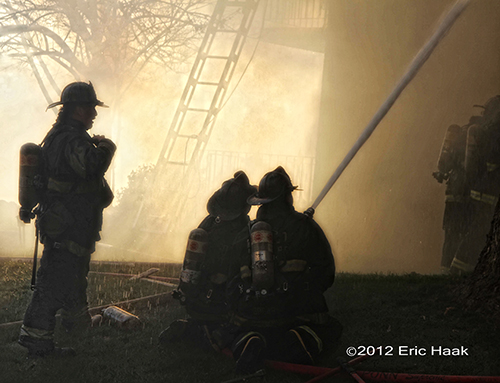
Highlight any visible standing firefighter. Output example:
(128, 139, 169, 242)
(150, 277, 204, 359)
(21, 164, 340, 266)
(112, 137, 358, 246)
(158, 171, 257, 349)
(433, 117, 479, 273)
(450, 95, 500, 274)
(225, 166, 342, 374)
(18, 82, 116, 357)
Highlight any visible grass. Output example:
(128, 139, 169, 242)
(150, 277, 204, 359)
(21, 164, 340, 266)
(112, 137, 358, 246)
(0, 260, 499, 383)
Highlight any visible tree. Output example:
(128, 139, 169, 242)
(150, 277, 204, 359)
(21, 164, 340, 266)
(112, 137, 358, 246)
(0, 0, 213, 258)
(0, 0, 210, 105)
(460, 203, 500, 322)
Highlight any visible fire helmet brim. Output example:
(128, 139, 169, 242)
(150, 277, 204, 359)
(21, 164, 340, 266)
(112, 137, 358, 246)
(247, 185, 298, 206)
(46, 99, 109, 110)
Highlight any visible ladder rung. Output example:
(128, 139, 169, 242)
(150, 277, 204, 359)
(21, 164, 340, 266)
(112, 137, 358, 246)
(166, 161, 189, 166)
(206, 55, 230, 60)
(197, 81, 219, 86)
(178, 134, 199, 139)
(187, 108, 210, 112)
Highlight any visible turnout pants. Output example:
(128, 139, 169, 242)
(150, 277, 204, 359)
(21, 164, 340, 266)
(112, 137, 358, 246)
(451, 201, 495, 273)
(441, 201, 470, 269)
(21, 245, 92, 340)
(227, 316, 343, 365)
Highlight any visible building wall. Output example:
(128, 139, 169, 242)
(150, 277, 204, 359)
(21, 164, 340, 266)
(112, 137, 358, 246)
(314, 0, 500, 273)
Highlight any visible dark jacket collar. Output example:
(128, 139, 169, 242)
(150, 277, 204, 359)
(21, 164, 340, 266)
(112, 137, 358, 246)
(256, 199, 294, 221)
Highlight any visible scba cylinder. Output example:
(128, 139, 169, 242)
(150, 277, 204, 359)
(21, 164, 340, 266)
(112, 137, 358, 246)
(19, 143, 42, 223)
(250, 221, 274, 292)
(102, 306, 142, 330)
(437, 124, 461, 174)
(180, 228, 208, 285)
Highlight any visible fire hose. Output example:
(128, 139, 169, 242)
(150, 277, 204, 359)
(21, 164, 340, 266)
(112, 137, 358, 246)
(309, 0, 470, 212)
(295, 1, 496, 380)
(266, 354, 370, 381)
(88, 270, 179, 284)
(267, 359, 500, 383)
(354, 371, 500, 383)
(336, 357, 367, 383)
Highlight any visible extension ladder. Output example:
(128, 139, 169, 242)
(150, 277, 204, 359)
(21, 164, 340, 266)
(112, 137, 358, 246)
(134, 0, 261, 235)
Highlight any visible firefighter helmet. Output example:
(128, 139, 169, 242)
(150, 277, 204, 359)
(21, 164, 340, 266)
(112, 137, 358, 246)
(46, 81, 108, 110)
(247, 166, 298, 205)
(483, 95, 500, 124)
(207, 171, 257, 220)
(474, 95, 500, 124)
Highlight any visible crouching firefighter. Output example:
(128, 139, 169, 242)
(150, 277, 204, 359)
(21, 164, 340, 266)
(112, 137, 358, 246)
(224, 166, 342, 375)
(18, 81, 116, 357)
(158, 171, 257, 350)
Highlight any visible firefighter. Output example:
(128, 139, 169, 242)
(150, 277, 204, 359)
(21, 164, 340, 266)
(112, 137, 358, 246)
(224, 166, 342, 374)
(158, 171, 257, 349)
(18, 82, 116, 357)
(450, 95, 500, 274)
(433, 118, 480, 273)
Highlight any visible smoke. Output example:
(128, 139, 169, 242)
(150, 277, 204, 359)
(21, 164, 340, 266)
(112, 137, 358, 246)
(313, 0, 500, 274)
(0, 29, 324, 263)
(5, 1, 498, 274)
(95, 40, 324, 264)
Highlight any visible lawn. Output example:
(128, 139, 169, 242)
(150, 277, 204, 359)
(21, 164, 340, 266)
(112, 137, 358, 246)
(0, 259, 498, 383)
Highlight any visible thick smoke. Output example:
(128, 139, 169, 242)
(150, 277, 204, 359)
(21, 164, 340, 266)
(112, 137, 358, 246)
(314, 0, 500, 274)
(0, 36, 324, 263)
(4, 1, 499, 274)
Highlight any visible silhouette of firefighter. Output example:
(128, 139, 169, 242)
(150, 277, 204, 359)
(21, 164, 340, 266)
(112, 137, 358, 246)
(433, 118, 478, 272)
(450, 95, 500, 274)
(18, 82, 116, 357)
(223, 166, 342, 374)
(158, 171, 257, 349)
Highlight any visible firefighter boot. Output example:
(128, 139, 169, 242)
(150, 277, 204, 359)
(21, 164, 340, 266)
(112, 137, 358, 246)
(232, 333, 266, 375)
(18, 335, 76, 358)
(281, 325, 323, 365)
(61, 306, 93, 333)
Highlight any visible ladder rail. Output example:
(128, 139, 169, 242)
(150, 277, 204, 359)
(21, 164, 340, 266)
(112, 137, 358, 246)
(155, 0, 259, 172)
(134, 0, 261, 232)
(156, 0, 256, 168)
(184, 1, 259, 169)
(161, 0, 261, 222)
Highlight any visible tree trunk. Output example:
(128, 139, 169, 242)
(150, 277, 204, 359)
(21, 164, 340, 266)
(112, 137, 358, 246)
(459, 200, 500, 321)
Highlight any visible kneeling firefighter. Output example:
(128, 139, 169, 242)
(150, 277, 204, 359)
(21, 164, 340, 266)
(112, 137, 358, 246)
(158, 171, 257, 349)
(225, 166, 342, 374)
(18, 82, 116, 357)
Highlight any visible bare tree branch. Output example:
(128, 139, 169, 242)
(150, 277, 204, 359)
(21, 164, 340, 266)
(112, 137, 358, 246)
(0, 0, 210, 100)
(0, 24, 86, 73)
